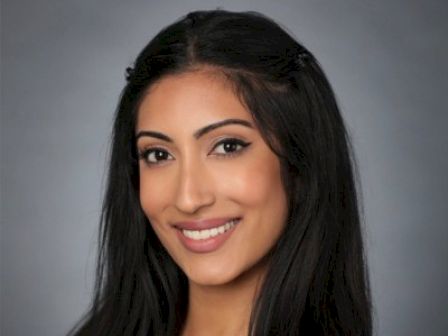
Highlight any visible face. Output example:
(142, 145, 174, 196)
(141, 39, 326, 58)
(136, 70, 288, 286)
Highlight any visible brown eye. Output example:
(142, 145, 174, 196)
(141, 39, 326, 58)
(140, 148, 173, 164)
(211, 138, 251, 156)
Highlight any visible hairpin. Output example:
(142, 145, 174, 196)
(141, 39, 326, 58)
(125, 67, 135, 81)
(286, 48, 310, 70)
(296, 51, 310, 68)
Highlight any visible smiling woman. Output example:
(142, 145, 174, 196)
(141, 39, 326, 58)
(68, 10, 372, 336)
(136, 71, 288, 288)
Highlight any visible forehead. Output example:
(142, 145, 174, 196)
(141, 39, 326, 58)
(136, 70, 253, 131)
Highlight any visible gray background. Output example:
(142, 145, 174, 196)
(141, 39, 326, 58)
(1, 0, 447, 335)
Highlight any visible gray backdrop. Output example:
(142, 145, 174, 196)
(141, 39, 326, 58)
(1, 0, 447, 335)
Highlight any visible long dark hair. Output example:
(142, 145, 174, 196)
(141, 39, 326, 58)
(69, 9, 372, 336)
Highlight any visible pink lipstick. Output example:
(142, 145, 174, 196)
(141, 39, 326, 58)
(173, 217, 241, 253)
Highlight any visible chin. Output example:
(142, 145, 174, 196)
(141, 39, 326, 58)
(184, 257, 268, 287)
(184, 263, 242, 287)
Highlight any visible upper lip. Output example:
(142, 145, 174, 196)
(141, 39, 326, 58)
(173, 217, 241, 230)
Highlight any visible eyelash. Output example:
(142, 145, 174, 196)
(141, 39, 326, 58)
(138, 146, 173, 165)
(212, 138, 251, 158)
(138, 138, 251, 166)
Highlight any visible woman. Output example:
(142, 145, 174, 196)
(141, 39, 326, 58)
(69, 9, 372, 336)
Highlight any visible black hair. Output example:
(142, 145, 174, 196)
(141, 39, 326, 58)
(69, 9, 372, 336)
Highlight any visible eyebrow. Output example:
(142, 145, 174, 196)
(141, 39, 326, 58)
(135, 118, 254, 142)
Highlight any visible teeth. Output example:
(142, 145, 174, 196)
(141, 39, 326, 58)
(182, 219, 239, 240)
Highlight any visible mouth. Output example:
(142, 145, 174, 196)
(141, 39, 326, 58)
(174, 217, 241, 253)
(180, 218, 240, 240)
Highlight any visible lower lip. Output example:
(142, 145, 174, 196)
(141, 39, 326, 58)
(175, 220, 240, 253)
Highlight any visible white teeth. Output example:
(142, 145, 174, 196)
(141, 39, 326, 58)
(182, 219, 239, 240)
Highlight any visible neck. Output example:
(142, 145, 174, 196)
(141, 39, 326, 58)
(181, 260, 268, 336)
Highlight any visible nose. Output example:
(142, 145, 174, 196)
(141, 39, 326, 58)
(174, 157, 216, 214)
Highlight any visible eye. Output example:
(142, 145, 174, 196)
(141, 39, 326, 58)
(139, 148, 174, 165)
(211, 138, 251, 157)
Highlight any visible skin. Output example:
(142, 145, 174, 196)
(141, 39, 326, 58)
(136, 69, 288, 335)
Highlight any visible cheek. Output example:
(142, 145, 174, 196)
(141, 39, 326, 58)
(139, 168, 171, 221)
(218, 153, 285, 207)
(139, 169, 179, 253)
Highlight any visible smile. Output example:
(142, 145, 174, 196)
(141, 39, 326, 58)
(174, 217, 241, 253)
(182, 218, 239, 240)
